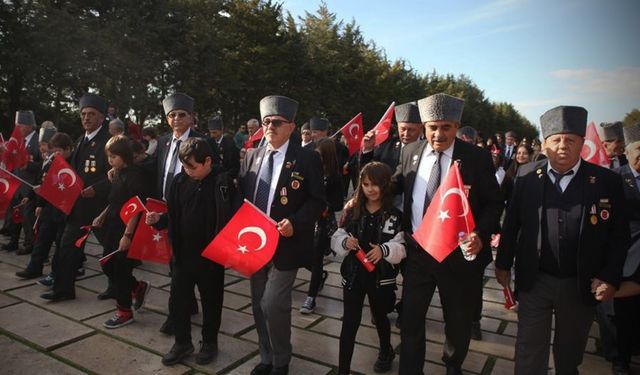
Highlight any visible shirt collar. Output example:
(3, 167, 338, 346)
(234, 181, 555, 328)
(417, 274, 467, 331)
(24, 130, 36, 144)
(85, 126, 102, 141)
(425, 140, 455, 159)
(547, 158, 582, 176)
(173, 128, 191, 142)
(267, 139, 290, 156)
(631, 166, 640, 179)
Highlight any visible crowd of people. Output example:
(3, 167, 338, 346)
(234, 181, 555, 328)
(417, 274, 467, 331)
(1, 91, 639, 375)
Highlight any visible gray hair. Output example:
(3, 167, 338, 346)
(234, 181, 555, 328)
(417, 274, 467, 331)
(109, 118, 125, 132)
(456, 126, 478, 143)
(247, 118, 259, 127)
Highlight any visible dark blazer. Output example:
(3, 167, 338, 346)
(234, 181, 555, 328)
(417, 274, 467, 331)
(615, 164, 640, 240)
(394, 138, 504, 269)
(68, 125, 111, 224)
(238, 141, 325, 270)
(214, 134, 240, 177)
(360, 136, 402, 171)
(154, 128, 221, 199)
(496, 159, 631, 305)
(15, 131, 42, 194)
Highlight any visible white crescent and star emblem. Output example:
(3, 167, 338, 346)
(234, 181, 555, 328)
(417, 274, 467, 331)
(237, 226, 267, 254)
(123, 203, 138, 216)
(56, 168, 77, 191)
(152, 232, 162, 242)
(348, 123, 360, 139)
(437, 188, 470, 222)
(0, 178, 10, 194)
(582, 139, 597, 161)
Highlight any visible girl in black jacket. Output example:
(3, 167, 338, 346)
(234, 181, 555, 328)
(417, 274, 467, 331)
(331, 162, 405, 374)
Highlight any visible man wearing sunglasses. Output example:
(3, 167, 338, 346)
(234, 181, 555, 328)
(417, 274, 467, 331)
(238, 95, 325, 375)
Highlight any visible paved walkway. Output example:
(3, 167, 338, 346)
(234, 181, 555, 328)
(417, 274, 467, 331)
(0, 235, 637, 374)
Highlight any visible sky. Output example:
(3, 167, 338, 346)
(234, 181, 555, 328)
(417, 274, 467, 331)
(281, 0, 640, 129)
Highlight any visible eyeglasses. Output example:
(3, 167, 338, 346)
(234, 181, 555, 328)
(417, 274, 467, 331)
(167, 112, 188, 120)
(262, 118, 290, 127)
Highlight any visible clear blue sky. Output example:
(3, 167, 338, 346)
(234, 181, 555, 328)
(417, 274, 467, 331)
(282, 0, 640, 129)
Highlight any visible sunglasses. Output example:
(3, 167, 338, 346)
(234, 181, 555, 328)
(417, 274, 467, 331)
(167, 112, 188, 119)
(262, 118, 290, 127)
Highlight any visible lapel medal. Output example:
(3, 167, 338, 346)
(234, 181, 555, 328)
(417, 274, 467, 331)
(536, 168, 543, 178)
(590, 215, 598, 225)
(600, 209, 610, 221)
(285, 161, 292, 169)
(280, 196, 288, 205)
(412, 155, 418, 166)
(589, 176, 596, 184)
(590, 204, 596, 214)
(291, 180, 300, 190)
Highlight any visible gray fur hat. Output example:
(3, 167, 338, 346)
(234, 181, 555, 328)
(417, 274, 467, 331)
(207, 116, 223, 131)
(15, 110, 36, 126)
(417, 93, 464, 123)
(259, 95, 298, 122)
(309, 117, 328, 131)
(623, 123, 640, 144)
(540, 106, 587, 139)
(39, 127, 57, 143)
(600, 121, 624, 142)
(162, 93, 194, 115)
(395, 101, 421, 123)
(79, 93, 106, 114)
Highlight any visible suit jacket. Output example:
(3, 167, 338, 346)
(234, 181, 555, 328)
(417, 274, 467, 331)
(214, 134, 240, 178)
(154, 128, 221, 199)
(238, 141, 325, 270)
(68, 125, 111, 224)
(615, 164, 640, 279)
(360, 136, 402, 171)
(394, 138, 504, 269)
(15, 131, 42, 196)
(496, 159, 631, 305)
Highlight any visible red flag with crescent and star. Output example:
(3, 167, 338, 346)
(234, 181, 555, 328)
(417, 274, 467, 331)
(339, 113, 363, 156)
(244, 127, 264, 149)
(580, 121, 610, 168)
(201, 200, 280, 277)
(366, 102, 395, 149)
(120, 195, 146, 224)
(35, 154, 84, 215)
(1, 127, 29, 171)
(0, 169, 22, 216)
(413, 162, 475, 263)
(127, 198, 172, 264)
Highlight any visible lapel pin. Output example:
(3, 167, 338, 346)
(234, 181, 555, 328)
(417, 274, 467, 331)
(590, 204, 596, 214)
(590, 215, 598, 225)
(589, 176, 596, 184)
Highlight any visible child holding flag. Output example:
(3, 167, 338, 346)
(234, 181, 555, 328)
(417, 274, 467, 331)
(145, 138, 234, 366)
(92, 135, 149, 328)
(330, 162, 405, 374)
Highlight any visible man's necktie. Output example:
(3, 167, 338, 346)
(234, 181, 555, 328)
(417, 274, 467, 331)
(423, 151, 442, 214)
(550, 169, 574, 193)
(255, 150, 276, 212)
(163, 139, 182, 199)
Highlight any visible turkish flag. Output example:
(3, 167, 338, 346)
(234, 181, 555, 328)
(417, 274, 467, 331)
(120, 195, 146, 224)
(413, 162, 476, 263)
(2, 127, 29, 171)
(127, 198, 172, 264)
(201, 200, 280, 277)
(580, 122, 610, 168)
(244, 127, 264, 149)
(35, 154, 84, 215)
(339, 113, 363, 156)
(0, 169, 22, 216)
(367, 102, 395, 148)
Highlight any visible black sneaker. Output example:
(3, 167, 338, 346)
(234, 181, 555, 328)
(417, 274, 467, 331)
(103, 311, 134, 329)
(471, 320, 482, 341)
(37, 274, 55, 288)
(132, 281, 150, 310)
(159, 316, 175, 335)
(195, 342, 218, 365)
(250, 363, 273, 375)
(373, 347, 396, 373)
(162, 343, 194, 366)
(75, 267, 85, 280)
(16, 268, 42, 279)
(2, 242, 18, 251)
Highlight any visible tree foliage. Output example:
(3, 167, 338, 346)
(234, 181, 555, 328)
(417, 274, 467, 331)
(1, 0, 537, 139)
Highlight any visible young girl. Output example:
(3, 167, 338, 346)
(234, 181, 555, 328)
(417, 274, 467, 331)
(92, 135, 149, 328)
(331, 161, 405, 374)
(300, 138, 344, 314)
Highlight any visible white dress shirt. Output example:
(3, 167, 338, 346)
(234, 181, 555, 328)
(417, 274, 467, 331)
(547, 159, 581, 193)
(255, 140, 289, 217)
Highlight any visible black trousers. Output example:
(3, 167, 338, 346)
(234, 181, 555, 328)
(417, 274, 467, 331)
(306, 223, 330, 298)
(26, 207, 64, 273)
(102, 251, 138, 309)
(614, 294, 640, 365)
(399, 246, 479, 374)
(170, 259, 225, 346)
(52, 221, 93, 295)
(339, 275, 394, 373)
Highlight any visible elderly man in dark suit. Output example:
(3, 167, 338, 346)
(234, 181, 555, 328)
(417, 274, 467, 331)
(41, 94, 111, 301)
(495, 106, 630, 374)
(602, 121, 628, 169)
(207, 115, 240, 177)
(238, 95, 325, 375)
(395, 93, 503, 375)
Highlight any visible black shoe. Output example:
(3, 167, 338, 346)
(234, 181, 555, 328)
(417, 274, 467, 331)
(471, 321, 482, 340)
(195, 342, 218, 365)
(373, 347, 396, 373)
(446, 365, 463, 375)
(97, 288, 116, 300)
(16, 268, 42, 279)
(270, 365, 289, 375)
(40, 291, 75, 301)
(2, 242, 18, 251)
(16, 246, 32, 255)
(161, 342, 194, 366)
(250, 363, 273, 375)
(159, 317, 175, 335)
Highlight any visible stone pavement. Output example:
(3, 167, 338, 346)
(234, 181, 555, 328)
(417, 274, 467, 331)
(1, 235, 638, 374)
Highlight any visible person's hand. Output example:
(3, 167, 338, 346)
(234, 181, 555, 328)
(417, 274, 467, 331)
(366, 243, 383, 264)
(118, 235, 131, 251)
(81, 186, 96, 198)
(343, 198, 355, 211)
(145, 212, 160, 225)
(35, 207, 42, 217)
(277, 219, 293, 237)
(92, 215, 104, 228)
(345, 235, 359, 251)
(591, 278, 617, 301)
(362, 130, 376, 152)
(495, 267, 511, 289)
(107, 168, 116, 182)
(460, 232, 483, 256)
(20, 197, 29, 205)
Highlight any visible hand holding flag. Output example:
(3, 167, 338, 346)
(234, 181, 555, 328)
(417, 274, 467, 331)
(366, 102, 395, 148)
(36, 154, 84, 215)
(334, 113, 363, 156)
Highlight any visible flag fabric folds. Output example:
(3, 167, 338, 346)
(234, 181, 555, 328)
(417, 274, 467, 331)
(35, 154, 84, 215)
(127, 198, 172, 264)
(580, 121, 610, 168)
(339, 113, 363, 156)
